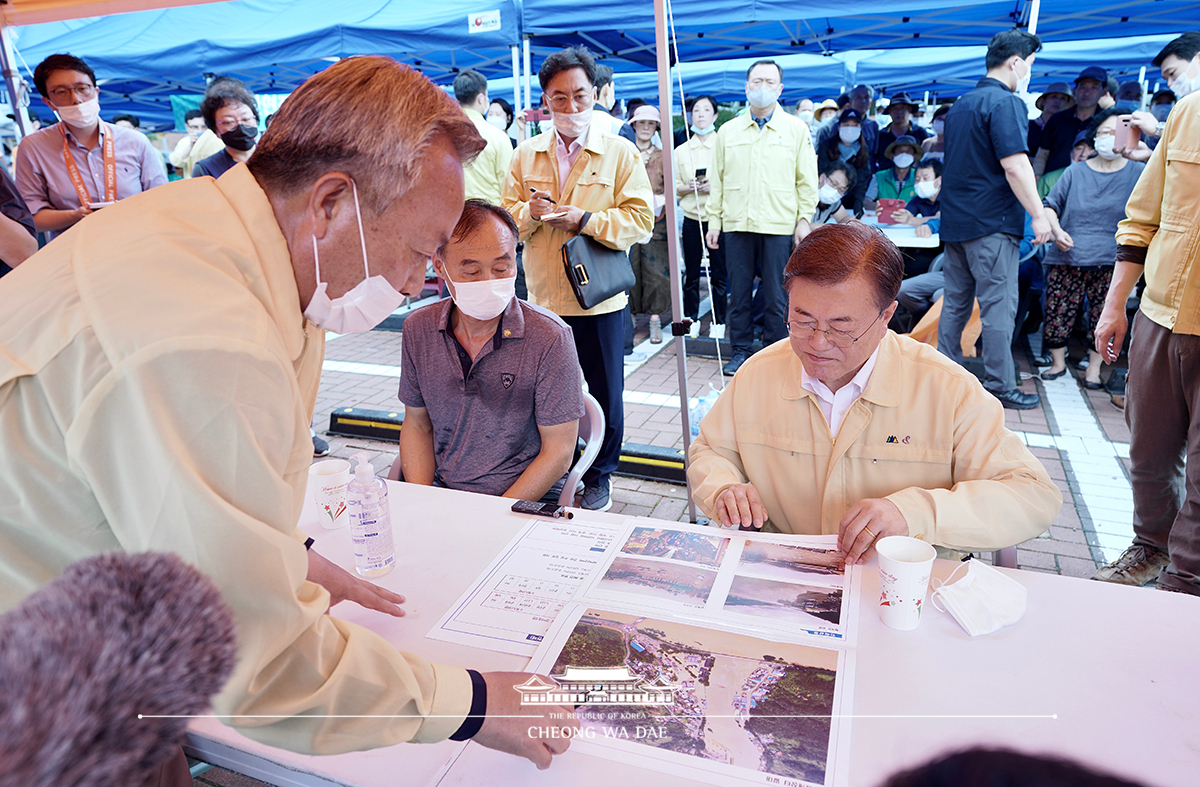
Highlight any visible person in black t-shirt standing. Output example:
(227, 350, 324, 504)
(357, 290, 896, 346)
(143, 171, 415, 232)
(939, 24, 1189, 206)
(1032, 66, 1106, 178)
(937, 30, 1052, 410)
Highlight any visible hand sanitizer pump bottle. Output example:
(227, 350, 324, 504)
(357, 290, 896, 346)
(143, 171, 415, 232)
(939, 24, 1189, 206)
(346, 452, 395, 577)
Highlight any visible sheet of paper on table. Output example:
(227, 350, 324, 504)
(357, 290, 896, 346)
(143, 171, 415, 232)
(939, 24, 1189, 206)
(527, 603, 855, 787)
(426, 514, 626, 656)
(576, 521, 861, 647)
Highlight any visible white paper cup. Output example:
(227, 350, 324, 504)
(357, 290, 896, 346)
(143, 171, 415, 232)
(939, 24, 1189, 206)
(876, 536, 937, 631)
(310, 459, 351, 530)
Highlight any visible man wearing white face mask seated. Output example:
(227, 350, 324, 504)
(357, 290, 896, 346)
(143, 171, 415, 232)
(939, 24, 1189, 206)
(390, 199, 584, 502)
(15, 53, 166, 239)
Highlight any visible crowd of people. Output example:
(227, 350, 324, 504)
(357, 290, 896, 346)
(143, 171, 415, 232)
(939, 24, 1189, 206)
(0, 25, 1196, 785)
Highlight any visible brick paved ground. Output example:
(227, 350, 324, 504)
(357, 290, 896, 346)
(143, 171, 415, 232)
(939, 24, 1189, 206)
(309, 316, 1135, 580)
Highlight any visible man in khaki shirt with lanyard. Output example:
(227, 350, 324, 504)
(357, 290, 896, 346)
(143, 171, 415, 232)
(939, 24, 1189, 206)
(689, 222, 1060, 563)
(0, 57, 576, 782)
(15, 53, 166, 239)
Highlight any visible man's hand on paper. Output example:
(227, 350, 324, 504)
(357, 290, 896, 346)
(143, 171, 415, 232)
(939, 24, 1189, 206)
(306, 549, 406, 617)
(838, 498, 909, 565)
(476, 672, 579, 769)
(715, 483, 768, 530)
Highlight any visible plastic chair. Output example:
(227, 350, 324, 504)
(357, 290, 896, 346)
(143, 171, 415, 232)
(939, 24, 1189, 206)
(928, 252, 945, 273)
(559, 391, 606, 507)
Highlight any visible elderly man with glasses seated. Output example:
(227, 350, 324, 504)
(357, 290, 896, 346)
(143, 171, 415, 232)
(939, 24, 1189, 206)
(688, 222, 1061, 564)
(15, 53, 166, 239)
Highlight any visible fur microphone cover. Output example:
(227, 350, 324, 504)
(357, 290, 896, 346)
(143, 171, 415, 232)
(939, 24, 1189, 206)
(0, 551, 237, 787)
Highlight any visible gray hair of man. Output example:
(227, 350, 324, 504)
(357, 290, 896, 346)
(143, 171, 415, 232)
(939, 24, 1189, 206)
(249, 56, 486, 214)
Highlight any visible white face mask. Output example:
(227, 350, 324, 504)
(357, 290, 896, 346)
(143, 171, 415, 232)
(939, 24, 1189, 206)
(931, 560, 1027, 637)
(933, 119, 945, 136)
(486, 114, 508, 130)
(1092, 135, 1121, 160)
(444, 271, 516, 321)
(817, 183, 842, 205)
(892, 152, 915, 169)
(1013, 57, 1032, 94)
(914, 180, 939, 200)
(798, 110, 814, 124)
(1171, 59, 1200, 99)
(303, 180, 406, 334)
(56, 97, 101, 130)
(552, 106, 592, 139)
(746, 87, 780, 110)
(839, 125, 862, 144)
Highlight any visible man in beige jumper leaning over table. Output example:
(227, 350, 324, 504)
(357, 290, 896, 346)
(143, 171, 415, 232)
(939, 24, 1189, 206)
(0, 57, 577, 784)
(689, 221, 1062, 564)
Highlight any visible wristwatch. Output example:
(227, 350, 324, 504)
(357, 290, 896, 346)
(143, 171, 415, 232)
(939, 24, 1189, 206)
(1155, 120, 1166, 138)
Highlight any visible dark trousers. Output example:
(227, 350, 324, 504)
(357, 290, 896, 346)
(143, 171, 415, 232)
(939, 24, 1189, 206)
(563, 306, 627, 488)
(682, 217, 727, 323)
(1126, 312, 1200, 593)
(724, 231, 792, 355)
(937, 232, 1020, 393)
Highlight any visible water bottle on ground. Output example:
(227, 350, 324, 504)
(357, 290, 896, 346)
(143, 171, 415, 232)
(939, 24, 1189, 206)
(689, 383, 722, 439)
(346, 452, 395, 578)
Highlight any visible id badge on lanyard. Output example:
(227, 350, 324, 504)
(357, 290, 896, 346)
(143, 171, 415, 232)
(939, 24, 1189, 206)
(60, 123, 116, 207)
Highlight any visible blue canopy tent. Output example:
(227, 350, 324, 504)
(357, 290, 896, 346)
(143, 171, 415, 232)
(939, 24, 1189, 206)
(522, 0, 1200, 68)
(854, 32, 1182, 97)
(8, 0, 522, 127)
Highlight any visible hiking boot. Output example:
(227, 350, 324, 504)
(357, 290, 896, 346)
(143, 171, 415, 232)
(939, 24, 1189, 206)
(1092, 544, 1170, 586)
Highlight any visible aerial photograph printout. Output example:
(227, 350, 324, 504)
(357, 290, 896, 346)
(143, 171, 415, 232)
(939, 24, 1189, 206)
(530, 607, 853, 787)
(579, 523, 859, 643)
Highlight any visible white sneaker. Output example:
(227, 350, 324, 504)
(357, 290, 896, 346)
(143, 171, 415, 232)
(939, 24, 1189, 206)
(649, 315, 663, 344)
(709, 324, 726, 340)
(688, 321, 701, 339)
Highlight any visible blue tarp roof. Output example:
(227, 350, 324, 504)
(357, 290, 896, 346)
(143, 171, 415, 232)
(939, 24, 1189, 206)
(11, 0, 521, 127)
(9, 0, 1195, 128)
(854, 32, 1182, 98)
(523, 0, 1199, 67)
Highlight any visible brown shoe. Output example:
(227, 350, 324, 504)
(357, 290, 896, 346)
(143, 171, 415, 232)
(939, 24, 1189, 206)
(1092, 544, 1170, 586)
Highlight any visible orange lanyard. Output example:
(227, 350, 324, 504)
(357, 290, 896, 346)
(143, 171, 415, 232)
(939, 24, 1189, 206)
(60, 123, 116, 207)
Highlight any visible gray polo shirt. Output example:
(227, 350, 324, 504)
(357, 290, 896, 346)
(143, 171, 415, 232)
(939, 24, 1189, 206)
(398, 296, 585, 496)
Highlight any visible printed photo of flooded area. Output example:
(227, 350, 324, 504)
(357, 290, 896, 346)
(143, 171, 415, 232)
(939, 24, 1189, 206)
(620, 527, 728, 568)
(737, 542, 845, 588)
(599, 556, 718, 605)
(551, 609, 840, 786)
(724, 575, 844, 627)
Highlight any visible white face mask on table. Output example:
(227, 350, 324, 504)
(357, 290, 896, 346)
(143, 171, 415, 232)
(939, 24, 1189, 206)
(931, 560, 1027, 637)
(303, 180, 406, 334)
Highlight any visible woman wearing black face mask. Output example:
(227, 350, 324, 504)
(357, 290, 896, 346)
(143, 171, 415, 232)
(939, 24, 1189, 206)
(192, 77, 260, 179)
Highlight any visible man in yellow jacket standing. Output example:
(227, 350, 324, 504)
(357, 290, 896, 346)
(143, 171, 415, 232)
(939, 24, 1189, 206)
(689, 222, 1061, 563)
(705, 59, 819, 376)
(1092, 71, 1200, 593)
(502, 46, 653, 512)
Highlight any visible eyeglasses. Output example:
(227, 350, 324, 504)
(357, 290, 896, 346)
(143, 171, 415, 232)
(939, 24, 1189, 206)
(546, 92, 591, 112)
(48, 83, 96, 103)
(216, 117, 255, 132)
(787, 310, 884, 349)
